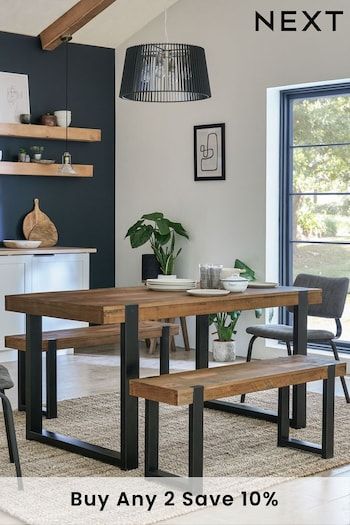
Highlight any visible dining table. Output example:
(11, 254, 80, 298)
(5, 285, 322, 471)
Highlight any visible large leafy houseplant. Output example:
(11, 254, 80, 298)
(125, 212, 189, 275)
(209, 260, 264, 342)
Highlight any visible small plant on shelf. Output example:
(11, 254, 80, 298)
(126, 212, 189, 276)
(30, 146, 44, 160)
(18, 148, 26, 162)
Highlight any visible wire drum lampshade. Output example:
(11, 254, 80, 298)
(119, 43, 211, 102)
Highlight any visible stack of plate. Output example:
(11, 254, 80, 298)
(146, 278, 197, 292)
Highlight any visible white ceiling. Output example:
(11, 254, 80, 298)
(0, 0, 179, 48)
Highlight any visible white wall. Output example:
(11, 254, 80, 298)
(116, 0, 350, 354)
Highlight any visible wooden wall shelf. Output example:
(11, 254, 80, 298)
(0, 123, 101, 142)
(0, 162, 93, 178)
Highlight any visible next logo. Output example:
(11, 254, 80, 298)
(255, 10, 344, 32)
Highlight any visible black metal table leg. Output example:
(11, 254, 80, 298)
(120, 304, 140, 470)
(17, 351, 26, 412)
(322, 365, 335, 459)
(26, 314, 43, 438)
(189, 386, 204, 478)
(160, 326, 170, 375)
(46, 340, 57, 419)
(145, 400, 159, 475)
(195, 315, 209, 370)
(292, 290, 308, 429)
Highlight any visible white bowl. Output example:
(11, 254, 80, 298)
(3, 240, 42, 249)
(221, 278, 248, 293)
(54, 110, 71, 127)
(220, 267, 244, 279)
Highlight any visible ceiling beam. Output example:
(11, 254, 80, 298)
(39, 0, 117, 51)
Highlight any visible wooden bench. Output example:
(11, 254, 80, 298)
(130, 355, 346, 478)
(5, 321, 179, 419)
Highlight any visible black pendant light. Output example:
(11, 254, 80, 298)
(58, 35, 76, 175)
(119, 43, 211, 102)
(119, 9, 211, 102)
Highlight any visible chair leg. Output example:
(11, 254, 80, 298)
(240, 336, 257, 403)
(17, 351, 26, 412)
(286, 341, 292, 356)
(148, 338, 157, 355)
(329, 340, 350, 403)
(0, 391, 22, 477)
(180, 317, 191, 352)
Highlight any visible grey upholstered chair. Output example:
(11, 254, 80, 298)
(0, 365, 21, 477)
(241, 274, 350, 404)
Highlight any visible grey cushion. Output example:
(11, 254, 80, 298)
(0, 365, 14, 390)
(247, 324, 335, 342)
(292, 274, 349, 319)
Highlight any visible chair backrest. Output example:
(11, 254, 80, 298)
(293, 273, 349, 319)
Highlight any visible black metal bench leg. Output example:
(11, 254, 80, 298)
(322, 365, 335, 459)
(17, 351, 26, 412)
(189, 386, 204, 477)
(46, 340, 57, 419)
(240, 336, 257, 404)
(145, 400, 159, 476)
(277, 386, 290, 446)
(0, 390, 22, 477)
(278, 365, 335, 458)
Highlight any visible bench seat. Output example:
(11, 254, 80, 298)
(130, 356, 346, 478)
(6, 321, 179, 420)
(5, 321, 179, 352)
(130, 355, 346, 405)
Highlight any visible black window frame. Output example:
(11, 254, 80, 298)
(279, 82, 350, 353)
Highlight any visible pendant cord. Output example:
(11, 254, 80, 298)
(65, 39, 69, 152)
(164, 8, 169, 43)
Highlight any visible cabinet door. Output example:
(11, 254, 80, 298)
(0, 256, 31, 352)
(31, 254, 90, 331)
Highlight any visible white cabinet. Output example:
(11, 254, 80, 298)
(0, 252, 91, 358)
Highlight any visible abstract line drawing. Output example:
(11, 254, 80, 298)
(0, 72, 30, 123)
(200, 132, 218, 171)
(194, 123, 225, 181)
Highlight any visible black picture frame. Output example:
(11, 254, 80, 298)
(194, 123, 226, 181)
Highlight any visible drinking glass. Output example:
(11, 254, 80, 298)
(199, 264, 223, 289)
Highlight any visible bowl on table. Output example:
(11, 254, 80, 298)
(220, 267, 245, 280)
(220, 276, 248, 293)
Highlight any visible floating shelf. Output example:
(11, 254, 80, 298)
(0, 162, 93, 178)
(0, 123, 101, 142)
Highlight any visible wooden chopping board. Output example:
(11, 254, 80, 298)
(23, 198, 58, 247)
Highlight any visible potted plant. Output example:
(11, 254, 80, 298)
(126, 212, 189, 279)
(18, 148, 26, 162)
(30, 146, 44, 161)
(209, 311, 240, 361)
(209, 260, 265, 362)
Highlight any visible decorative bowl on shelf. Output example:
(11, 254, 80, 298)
(3, 240, 42, 249)
(31, 159, 55, 165)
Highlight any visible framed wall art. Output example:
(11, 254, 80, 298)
(194, 123, 225, 181)
(0, 72, 30, 123)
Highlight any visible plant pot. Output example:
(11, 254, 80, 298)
(158, 274, 177, 280)
(19, 153, 26, 162)
(34, 154, 42, 160)
(142, 254, 161, 281)
(212, 340, 236, 362)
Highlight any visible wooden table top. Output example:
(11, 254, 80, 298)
(5, 285, 322, 325)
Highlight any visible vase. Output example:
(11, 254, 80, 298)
(142, 254, 161, 281)
(212, 340, 236, 362)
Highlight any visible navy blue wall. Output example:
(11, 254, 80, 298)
(0, 31, 115, 288)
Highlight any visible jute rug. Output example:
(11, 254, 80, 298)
(0, 389, 349, 477)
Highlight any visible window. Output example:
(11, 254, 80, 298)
(280, 84, 350, 350)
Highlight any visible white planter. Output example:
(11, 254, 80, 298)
(54, 110, 72, 127)
(212, 340, 236, 362)
(158, 274, 177, 280)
